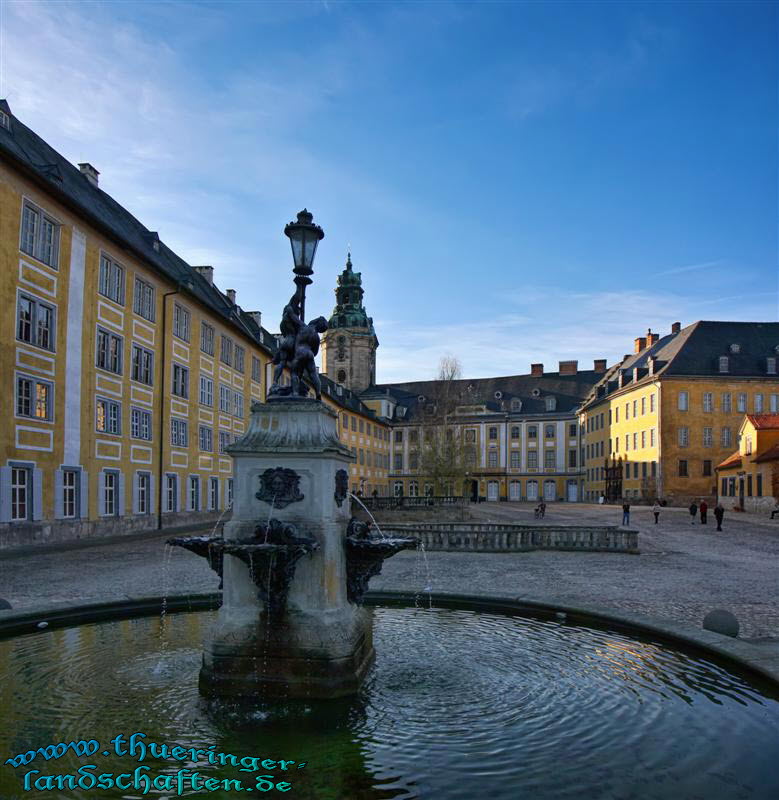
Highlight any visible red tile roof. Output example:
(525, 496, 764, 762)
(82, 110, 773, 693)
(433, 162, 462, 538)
(716, 451, 742, 470)
(755, 443, 779, 463)
(746, 414, 779, 430)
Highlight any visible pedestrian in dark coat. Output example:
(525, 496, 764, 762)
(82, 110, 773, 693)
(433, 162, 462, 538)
(622, 501, 630, 526)
(714, 504, 724, 531)
(689, 501, 697, 524)
(699, 500, 708, 525)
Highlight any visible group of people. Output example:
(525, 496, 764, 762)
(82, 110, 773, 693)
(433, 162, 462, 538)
(621, 499, 725, 531)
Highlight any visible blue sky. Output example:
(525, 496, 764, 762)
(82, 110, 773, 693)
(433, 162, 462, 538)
(1, 0, 776, 381)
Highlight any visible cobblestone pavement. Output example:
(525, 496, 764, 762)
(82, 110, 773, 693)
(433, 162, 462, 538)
(1, 503, 777, 640)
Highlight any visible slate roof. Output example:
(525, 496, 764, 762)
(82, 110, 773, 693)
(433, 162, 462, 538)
(0, 100, 275, 355)
(370, 370, 601, 423)
(581, 321, 779, 410)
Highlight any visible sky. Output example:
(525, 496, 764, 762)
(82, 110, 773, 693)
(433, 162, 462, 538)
(1, 0, 776, 383)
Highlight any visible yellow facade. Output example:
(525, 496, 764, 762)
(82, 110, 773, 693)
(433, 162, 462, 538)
(0, 157, 273, 544)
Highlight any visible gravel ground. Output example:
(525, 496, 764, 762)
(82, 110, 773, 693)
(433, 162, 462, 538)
(1, 503, 777, 640)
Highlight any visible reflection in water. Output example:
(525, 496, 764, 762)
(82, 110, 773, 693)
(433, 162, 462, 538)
(0, 607, 778, 800)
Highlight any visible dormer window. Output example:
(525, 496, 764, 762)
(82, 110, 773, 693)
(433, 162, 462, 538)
(0, 110, 10, 130)
(719, 356, 729, 373)
(545, 396, 556, 411)
(729, 343, 740, 354)
(768, 357, 777, 375)
(510, 398, 522, 412)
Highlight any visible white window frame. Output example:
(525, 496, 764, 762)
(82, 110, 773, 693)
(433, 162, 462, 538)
(171, 417, 188, 447)
(678, 427, 689, 448)
(133, 276, 156, 321)
(209, 477, 219, 511)
(10, 465, 31, 521)
(199, 376, 214, 407)
(219, 385, 232, 413)
(131, 343, 154, 385)
(703, 427, 713, 448)
(737, 393, 747, 412)
(218, 430, 231, 454)
(721, 427, 732, 447)
(527, 450, 538, 469)
(172, 363, 189, 399)
(544, 449, 556, 469)
(189, 475, 200, 511)
(173, 303, 190, 341)
(20, 199, 60, 269)
(103, 470, 119, 516)
(199, 425, 213, 452)
(234, 345, 245, 374)
(233, 391, 244, 418)
(721, 393, 732, 412)
(137, 471, 151, 515)
(130, 407, 152, 440)
(98, 253, 125, 304)
(678, 391, 689, 411)
(200, 322, 214, 355)
(62, 468, 79, 519)
(15, 373, 53, 421)
(17, 291, 56, 352)
(755, 394, 764, 413)
(252, 356, 262, 383)
(96, 327, 123, 374)
(165, 473, 178, 512)
(220, 334, 233, 366)
(96, 397, 122, 435)
(702, 392, 713, 412)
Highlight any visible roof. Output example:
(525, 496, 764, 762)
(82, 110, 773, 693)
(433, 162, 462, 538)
(745, 414, 779, 431)
(716, 451, 742, 470)
(581, 321, 779, 410)
(0, 100, 275, 355)
(755, 444, 779, 463)
(320, 373, 384, 421)
(372, 370, 600, 423)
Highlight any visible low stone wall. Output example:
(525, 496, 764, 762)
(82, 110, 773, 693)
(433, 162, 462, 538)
(380, 522, 639, 554)
(0, 511, 226, 550)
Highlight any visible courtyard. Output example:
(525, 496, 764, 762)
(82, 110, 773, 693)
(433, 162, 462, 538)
(2, 502, 777, 642)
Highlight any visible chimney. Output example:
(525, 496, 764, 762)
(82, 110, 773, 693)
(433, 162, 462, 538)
(617, 371, 625, 388)
(593, 359, 607, 373)
(647, 327, 659, 346)
(531, 363, 544, 377)
(671, 321, 681, 334)
(78, 162, 99, 187)
(558, 360, 578, 375)
(226, 289, 236, 305)
(193, 266, 214, 285)
(633, 366, 640, 382)
(634, 336, 647, 353)
(648, 355, 657, 375)
(247, 310, 262, 329)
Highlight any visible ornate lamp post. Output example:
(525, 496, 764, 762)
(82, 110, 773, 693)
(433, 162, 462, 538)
(284, 208, 324, 323)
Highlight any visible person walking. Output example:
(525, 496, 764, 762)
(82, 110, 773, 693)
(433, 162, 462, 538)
(622, 501, 630, 526)
(699, 500, 708, 525)
(689, 501, 698, 525)
(539, 501, 546, 519)
(652, 501, 661, 524)
(714, 503, 725, 531)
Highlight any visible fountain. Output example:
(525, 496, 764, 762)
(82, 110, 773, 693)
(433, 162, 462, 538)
(169, 210, 417, 700)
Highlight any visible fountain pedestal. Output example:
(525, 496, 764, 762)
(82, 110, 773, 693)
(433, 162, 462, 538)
(199, 398, 373, 700)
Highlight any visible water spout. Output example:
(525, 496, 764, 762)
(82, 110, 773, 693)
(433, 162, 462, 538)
(348, 492, 387, 539)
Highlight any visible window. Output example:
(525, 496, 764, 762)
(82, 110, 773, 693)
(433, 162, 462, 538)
(510, 451, 520, 468)
(625, 434, 630, 451)
(16, 375, 52, 420)
(199, 376, 213, 407)
(189, 476, 200, 511)
(98, 254, 125, 304)
(544, 449, 556, 469)
(488, 450, 498, 468)
(545, 397, 556, 411)
(137, 472, 151, 515)
(219, 385, 232, 413)
(641, 431, 646, 448)
(172, 364, 189, 398)
(755, 394, 764, 413)
(218, 431, 232, 454)
(678, 460, 688, 477)
(199, 425, 213, 452)
(703, 427, 713, 448)
(130, 408, 152, 440)
(165, 474, 178, 512)
(744, 436, 752, 455)
(394, 453, 403, 471)
(465, 429, 476, 443)
(252, 356, 262, 383)
(526, 426, 537, 440)
(721, 393, 732, 412)
(650, 428, 655, 447)
(11, 466, 30, 521)
(96, 328, 123, 374)
(489, 427, 498, 440)
(569, 423, 577, 437)
(342, 413, 349, 430)
(210, 477, 219, 511)
(721, 427, 732, 447)
(625, 403, 629, 419)
(633, 400, 637, 417)
(615, 407, 619, 423)
(220, 335, 233, 366)
(103, 471, 119, 516)
(757, 474, 763, 497)
(527, 450, 538, 469)
(719, 356, 729, 373)
(633, 432, 638, 450)
(568, 449, 577, 468)
(650, 394, 655, 413)
(737, 393, 747, 412)
(395, 430, 403, 443)
(133, 277, 155, 321)
(678, 427, 689, 448)
(234, 345, 245, 374)
(511, 426, 520, 439)
(21, 200, 60, 268)
(702, 460, 712, 477)
(201, 322, 215, 355)
(768, 358, 777, 375)
(359, 449, 365, 465)
(545, 425, 555, 439)
(703, 393, 713, 412)
(131, 344, 154, 385)
(17, 292, 56, 351)
(641, 397, 646, 415)
(409, 452, 418, 470)
(359, 419, 364, 433)
(173, 303, 190, 341)
(351, 417, 357, 431)
(96, 398, 121, 435)
(171, 417, 188, 447)
(233, 391, 244, 418)
(772, 394, 779, 413)
(62, 469, 79, 518)
(678, 391, 689, 411)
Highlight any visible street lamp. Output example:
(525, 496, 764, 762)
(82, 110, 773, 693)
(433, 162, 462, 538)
(284, 209, 324, 322)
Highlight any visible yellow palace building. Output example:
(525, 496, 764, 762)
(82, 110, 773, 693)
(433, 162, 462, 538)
(579, 321, 779, 505)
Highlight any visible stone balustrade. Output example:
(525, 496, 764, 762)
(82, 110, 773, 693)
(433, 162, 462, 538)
(378, 522, 638, 554)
